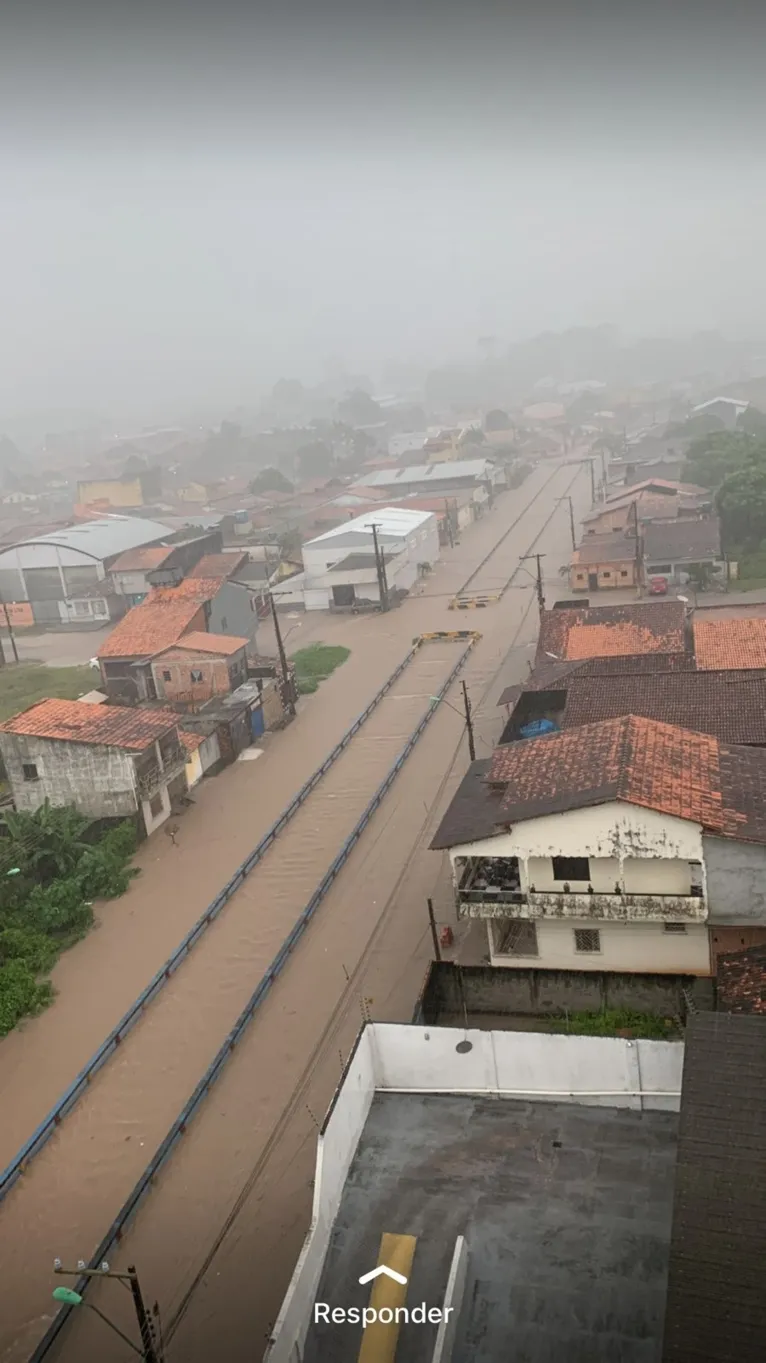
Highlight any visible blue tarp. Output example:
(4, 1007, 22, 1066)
(519, 718, 558, 739)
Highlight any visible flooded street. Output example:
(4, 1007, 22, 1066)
(0, 462, 590, 1363)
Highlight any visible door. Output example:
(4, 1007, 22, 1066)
(250, 704, 265, 738)
(588, 572, 599, 591)
(332, 583, 355, 607)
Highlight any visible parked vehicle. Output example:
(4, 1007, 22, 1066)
(648, 575, 669, 595)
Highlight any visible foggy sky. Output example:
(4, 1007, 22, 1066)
(2, 1, 766, 419)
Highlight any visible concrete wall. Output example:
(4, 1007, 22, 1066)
(0, 733, 139, 820)
(419, 962, 703, 1020)
(208, 580, 258, 646)
(111, 569, 152, 598)
(77, 477, 143, 507)
(152, 650, 245, 703)
(570, 560, 637, 590)
(264, 1022, 683, 1363)
(488, 919, 711, 974)
(140, 783, 172, 833)
(703, 834, 766, 924)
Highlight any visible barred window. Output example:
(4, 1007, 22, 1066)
(574, 928, 601, 954)
(494, 921, 539, 957)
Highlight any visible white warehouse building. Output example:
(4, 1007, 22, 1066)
(273, 507, 440, 612)
(0, 516, 172, 627)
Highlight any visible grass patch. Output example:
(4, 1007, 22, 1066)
(560, 1008, 679, 1040)
(0, 663, 96, 722)
(291, 643, 350, 695)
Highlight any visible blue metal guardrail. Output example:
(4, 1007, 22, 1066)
(1, 633, 465, 1205)
(27, 635, 476, 1362)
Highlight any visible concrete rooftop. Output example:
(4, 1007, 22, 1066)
(303, 1092, 678, 1363)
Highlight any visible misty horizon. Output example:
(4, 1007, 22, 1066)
(2, 1, 766, 421)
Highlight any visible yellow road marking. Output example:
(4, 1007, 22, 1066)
(357, 1232, 417, 1363)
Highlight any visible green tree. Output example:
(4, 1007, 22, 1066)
(296, 441, 333, 479)
(249, 467, 294, 495)
(716, 461, 766, 550)
(459, 428, 486, 447)
(737, 405, 766, 436)
(682, 431, 764, 489)
(485, 408, 511, 432)
(337, 389, 382, 427)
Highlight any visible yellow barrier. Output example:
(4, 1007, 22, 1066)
(414, 631, 482, 643)
(357, 1232, 418, 1363)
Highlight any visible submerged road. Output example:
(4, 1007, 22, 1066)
(0, 459, 590, 1363)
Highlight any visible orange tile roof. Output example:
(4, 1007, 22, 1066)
(693, 617, 766, 671)
(179, 729, 203, 754)
(186, 552, 248, 580)
(157, 631, 248, 657)
(97, 597, 204, 659)
(147, 578, 224, 603)
(538, 603, 687, 662)
(484, 714, 766, 842)
(0, 699, 179, 749)
(110, 545, 174, 573)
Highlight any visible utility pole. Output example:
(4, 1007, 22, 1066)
(427, 898, 442, 962)
(443, 498, 455, 548)
(631, 499, 643, 591)
(269, 592, 296, 718)
(52, 1262, 162, 1363)
(461, 679, 476, 761)
(521, 553, 546, 613)
(370, 523, 390, 613)
(0, 588, 18, 664)
(588, 457, 596, 505)
(561, 495, 576, 550)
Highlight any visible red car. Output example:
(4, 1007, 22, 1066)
(648, 576, 668, 595)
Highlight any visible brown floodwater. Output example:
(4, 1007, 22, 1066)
(0, 461, 589, 1363)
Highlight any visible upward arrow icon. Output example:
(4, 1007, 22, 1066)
(358, 1265, 408, 1286)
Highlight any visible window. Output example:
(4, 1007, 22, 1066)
(664, 923, 687, 934)
(552, 856, 590, 883)
(149, 793, 164, 818)
(494, 921, 539, 957)
(73, 600, 92, 617)
(602, 570, 611, 578)
(162, 669, 172, 681)
(190, 669, 204, 683)
(574, 928, 601, 954)
(92, 599, 108, 616)
(22, 762, 39, 781)
(620, 570, 629, 578)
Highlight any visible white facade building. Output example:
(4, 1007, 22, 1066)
(287, 507, 439, 612)
(431, 715, 766, 979)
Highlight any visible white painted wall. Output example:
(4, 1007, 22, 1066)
(431, 1238, 468, 1363)
(140, 783, 172, 834)
(488, 918, 711, 974)
(264, 1027, 376, 1363)
(450, 801, 704, 866)
(264, 1023, 683, 1363)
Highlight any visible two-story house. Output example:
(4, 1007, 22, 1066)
(431, 715, 766, 976)
(0, 699, 189, 836)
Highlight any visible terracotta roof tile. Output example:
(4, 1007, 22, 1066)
(156, 631, 248, 657)
(110, 545, 174, 573)
(148, 578, 224, 603)
(560, 668, 766, 745)
(97, 597, 205, 658)
(537, 603, 687, 663)
(431, 715, 766, 848)
(186, 552, 248, 580)
(0, 699, 179, 749)
(693, 616, 766, 670)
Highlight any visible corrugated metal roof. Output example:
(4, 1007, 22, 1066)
(0, 516, 172, 562)
(357, 460, 492, 489)
(305, 506, 434, 545)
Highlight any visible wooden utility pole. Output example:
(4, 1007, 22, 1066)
(0, 589, 17, 664)
(427, 898, 442, 961)
(521, 553, 546, 613)
(370, 523, 390, 612)
(461, 680, 476, 761)
(269, 592, 296, 718)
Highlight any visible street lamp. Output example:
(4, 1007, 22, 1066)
(52, 1264, 162, 1362)
(429, 680, 476, 761)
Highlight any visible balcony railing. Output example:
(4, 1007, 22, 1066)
(456, 888, 707, 923)
(135, 747, 187, 798)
